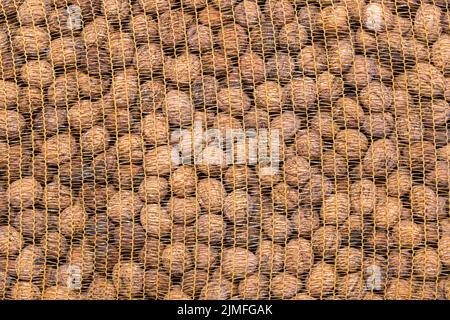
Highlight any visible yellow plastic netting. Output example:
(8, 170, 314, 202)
(0, 0, 449, 300)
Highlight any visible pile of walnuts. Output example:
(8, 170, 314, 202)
(0, 0, 449, 300)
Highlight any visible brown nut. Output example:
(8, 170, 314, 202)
(270, 272, 301, 299)
(312, 225, 341, 258)
(321, 193, 351, 225)
(195, 213, 226, 244)
(414, 4, 442, 43)
(112, 261, 144, 298)
(285, 238, 314, 276)
(0, 226, 23, 256)
(335, 129, 369, 160)
(107, 190, 143, 223)
(161, 242, 193, 276)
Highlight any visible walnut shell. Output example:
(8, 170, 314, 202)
(294, 129, 322, 160)
(12, 26, 50, 56)
(285, 238, 314, 276)
(312, 225, 341, 258)
(144, 269, 170, 299)
(360, 81, 393, 113)
(39, 231, 68, 260)
(0, 79, 19, 109)
(320, 150, 347, 178)
(164, 90, 193, 126)
(167, 197, 199, 224)
(10, 282, 40, 300)
(363, 138, 397, 176)
(41, 133, 78, 165)
(199, 279, 233, 300)
(137, 175, 168, 204)
(432, 34, 450, 72)
(386, 169, 412, 197)
(297, 44, 327, 76)
(107, 189, 142, 222)
(335, 129, 369, 160)
(187, 24, 213, 53)
(11, 208, 46, 240)
(362, 112, 394, 139)
(133, 43, 163, 77)
(80, 126, 110, 156)
(321, 193, 351, 225)
(373, 197, 401, 229)
(263, 0, 295, 27)
(59, 203, 87, 237)
(311, 112, 338, 140)
(0, 226, 23, 256)
(289, 207, 320, 238)
(195, 213, 226, 244)
(238, 51, 265, 85)
(223, 190, 252, 223)
(140, 203, 171, 237)
(307, 262, 337, 298)
(428, 161, 450, 188)
(144, 145, 176, 176)
(392, 220, 424, 249)
(283, 77, 317, 110)
(317, 72, 344, 102)
(42, 286, 78, 300)
(254, 81, 283, 113)
(217, 24, 248, 57)
(158, 10, 193, 47)
(349, 179, 376, 215)
(234, 0, 261, 28)
(412, 248, 441, 280)
(270, 272, 301, 299)
(138, 238, 165, 269)
(224, 165, 256, 190)
(256, 240, 284, 274)
(217, 87, 251, 116)
(263, 213, 291, 243)
(327, 40, 355, 74)
(0, 109, 26, 139)
(334, 95, 367, 128)
(197, 178, 226, 214)
(48, 37, 84, 68)
(278, 22, 308, 51)
(345, 56, 377, 88)
(272, 182, 300, 211)
(265, 52, 295, 83)
(87, 277, 117, 300)
(317, 5, 351, 34)
(362, 2, 394, 33)
(387, 250, 412, 279)
(8, 177, 43, 209)
(165, 52, 201, 85)
(34, 107, 68, 137)
(269, 112, 300, 144)
(407, 63, 445, 97)
(410, 185, 439, 221)
(414, 4, 442, 43)
(161, 242, 193, 276)
(81, 17, 108, 47)
(110, 68, 139, 109)
(193, 243, 218, 271)
(102, 0, 130, 23)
